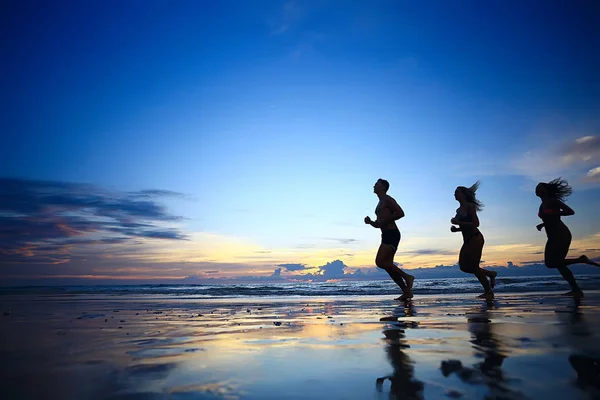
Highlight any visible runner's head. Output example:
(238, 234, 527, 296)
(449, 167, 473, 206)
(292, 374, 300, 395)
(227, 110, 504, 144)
(536, 178, 572, 201)
(455, 181, 483, 211)
(374, 179, 389, 194)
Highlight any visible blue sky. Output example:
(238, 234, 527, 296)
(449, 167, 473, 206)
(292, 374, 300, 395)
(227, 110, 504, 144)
(2, 0, 599, 284)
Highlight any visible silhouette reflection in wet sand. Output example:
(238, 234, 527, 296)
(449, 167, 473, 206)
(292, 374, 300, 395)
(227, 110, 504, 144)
(376, 301, 424, 399)
(570, 354, 600, 391)
(558, 298, 600, 396)
(440, 301, 525, 399)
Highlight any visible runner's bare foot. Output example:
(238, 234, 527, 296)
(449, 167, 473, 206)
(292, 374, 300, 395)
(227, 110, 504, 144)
(477, 292, 494, 300)
(405, 275, 415, 290)
(563, 290, 584, 298)
(581, 255, 600, 268)
(395, 291, 414, 301)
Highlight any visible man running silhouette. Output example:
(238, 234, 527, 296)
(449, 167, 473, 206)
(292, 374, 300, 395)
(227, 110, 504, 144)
(365, 178, 414, 300)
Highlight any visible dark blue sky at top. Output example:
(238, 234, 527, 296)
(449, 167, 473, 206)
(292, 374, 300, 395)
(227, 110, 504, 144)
(4, 0, 597, 183)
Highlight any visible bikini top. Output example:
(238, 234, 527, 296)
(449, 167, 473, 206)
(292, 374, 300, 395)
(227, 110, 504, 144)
(455, 207, 472, 222)
(538, 203, 560, 222)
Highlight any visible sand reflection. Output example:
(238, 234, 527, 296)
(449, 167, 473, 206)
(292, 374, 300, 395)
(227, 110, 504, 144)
(376, 301, 424, 399)
(440, 301, 526, 399)
(557, 297, 600, 396)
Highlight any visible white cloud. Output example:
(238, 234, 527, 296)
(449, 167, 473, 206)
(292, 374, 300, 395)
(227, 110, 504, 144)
(576, 136, 595, 144)
(560, 135, 600, 165)
(584, 166, 600, 183)
(503, 134, 600, 187)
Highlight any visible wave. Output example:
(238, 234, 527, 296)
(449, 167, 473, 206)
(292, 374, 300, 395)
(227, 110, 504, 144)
(3, 275, 600, 298)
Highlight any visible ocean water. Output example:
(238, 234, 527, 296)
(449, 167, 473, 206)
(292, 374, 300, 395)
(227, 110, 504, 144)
(2, 275, 599, 298)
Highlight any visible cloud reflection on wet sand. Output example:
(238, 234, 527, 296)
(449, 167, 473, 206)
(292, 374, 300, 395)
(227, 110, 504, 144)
(1, 293, 600, 399)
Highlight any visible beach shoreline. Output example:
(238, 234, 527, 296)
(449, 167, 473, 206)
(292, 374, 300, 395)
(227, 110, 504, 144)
(2, 291, 600, 399)
(3, 287, 600, 302)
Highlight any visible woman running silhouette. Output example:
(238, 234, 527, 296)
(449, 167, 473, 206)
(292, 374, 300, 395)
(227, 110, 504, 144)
(451, 181, 497, 300)
(535, 178, 600, 297)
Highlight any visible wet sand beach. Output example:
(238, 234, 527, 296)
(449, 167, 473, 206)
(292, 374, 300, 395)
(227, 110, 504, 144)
(1, 291, 600, 399)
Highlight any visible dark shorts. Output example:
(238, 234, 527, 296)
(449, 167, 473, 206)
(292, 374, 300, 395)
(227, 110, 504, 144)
(381, 229, 401, 252)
